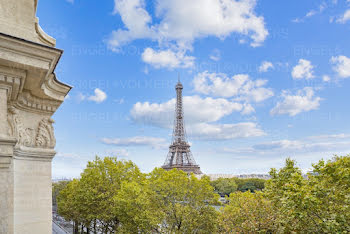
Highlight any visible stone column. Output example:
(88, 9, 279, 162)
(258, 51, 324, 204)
(0, 87, 16, 234)
(0, 88, 8, 136)
(0, 0, 71, 233)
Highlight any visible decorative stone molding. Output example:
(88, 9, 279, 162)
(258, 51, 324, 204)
(41, 73, 71, 102)
(0, 33, 71, 104)
(35, 117, 55, 149)
(8, 107, 56, 149)
(35, 17, 56, 47)
(0, 137, 17, 168)
(0, 0, 71, 232)
(13, 145, 56, 162)
(33, 0, 56, 47)
(0, 68, 26, 101)
(8, 107, 35, 147)
(16, 91, 60, 114)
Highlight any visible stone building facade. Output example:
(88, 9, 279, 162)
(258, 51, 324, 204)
(0, 0, 70, 233)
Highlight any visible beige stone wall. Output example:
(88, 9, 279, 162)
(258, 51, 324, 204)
(0, 0, 56, 46)
(0, 0, 36, 31)
(0, 163, 14, 234)
(13, 159, 52, 234)
(0, 1, 71, 233)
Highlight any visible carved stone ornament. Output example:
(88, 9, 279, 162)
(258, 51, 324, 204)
(35, 117, 56, 148)
(7, 107, 56, 149)
(8, 106, 35, 147)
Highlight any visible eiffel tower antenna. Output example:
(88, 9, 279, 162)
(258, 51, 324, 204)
(162, 76, 202, 174)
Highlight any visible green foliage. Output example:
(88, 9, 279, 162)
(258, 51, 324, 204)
(148, 168, 219, 233)
(219, 191, 278, 233)
(57, 179, 82, 227)
(52, 180, 70, 206)
(211, 177, 266, 196)
(210, 178, 237, 196)
(57, 157, 144, 233)
(114, 180, 163, 233)
(57, 157, 220, 233)
(235, 178, 265, 192)
(265, 156, 350, 233)
(56, 155, 350, 233)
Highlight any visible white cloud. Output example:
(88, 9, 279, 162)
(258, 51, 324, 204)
(131, 95, 243, 128)
(56, 152, 80, 158)
(292, 3, 327, 23)
(291, 59, 315, 79)
(142, 48, 194, 69)
(222, 133, 350, 156)
(241, 103, 255, 115)
(253, 140, 302, 151)
(130, 95, 266, 140)
(193, 71, 274, 102)
(114, 98, 125, 104)
(109, 0, 153, 50)
(336, 9, 350, 23)
(270, 87, 322, 116)
(77, 93, 86, 102)
(188, 122, 265, 140)
(252, 135, 350, 154)
(88, 88, 107, 103)
(252, 139, 350, 153)
(307, 133, 350, 140)
(109, 0, 268, 66)
(105, 148, 130, 157)
(322, 75, 331, 82)
(330, 55, 350, 78)
(259, 61, 274, 72)
(101, 136, 167, 149)
(209, 49, 221, 61)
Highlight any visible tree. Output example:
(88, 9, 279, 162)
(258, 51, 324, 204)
(235, 178, 266, 192)
(148, 168, 219, 233)
(218, 191, 278, 233)
(265, 156, 350, 233)
(78, 156, 144, 233)
(114, 180, 163, 233)
(52, 180, 70, 206)
(210, 177, 266, 196)
(57, 179, 81, 234)
(210, 178, 237, 196)
(57, 157, 145, 233)
(307, 155, 350, 232)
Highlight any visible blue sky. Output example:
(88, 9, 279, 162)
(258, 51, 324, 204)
(37, 0, 350, 179)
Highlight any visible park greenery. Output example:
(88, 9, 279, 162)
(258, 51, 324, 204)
(210, 177, 265, 196)
(54, 155, 350, 233)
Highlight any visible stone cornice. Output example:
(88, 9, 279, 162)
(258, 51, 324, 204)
(41, 73, 71, 102)
(15, 91, 61, 114)
(14, 145, 56, 162)
(0, 33, 71, 106)
(0, 66, 26, 101)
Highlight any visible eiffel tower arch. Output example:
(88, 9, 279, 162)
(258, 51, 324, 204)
(162, 78, 202, 174)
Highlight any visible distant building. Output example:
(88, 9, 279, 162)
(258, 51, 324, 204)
(199, 174, 271, 180)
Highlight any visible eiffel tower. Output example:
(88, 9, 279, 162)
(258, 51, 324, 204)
(162, 77, 202, 174)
